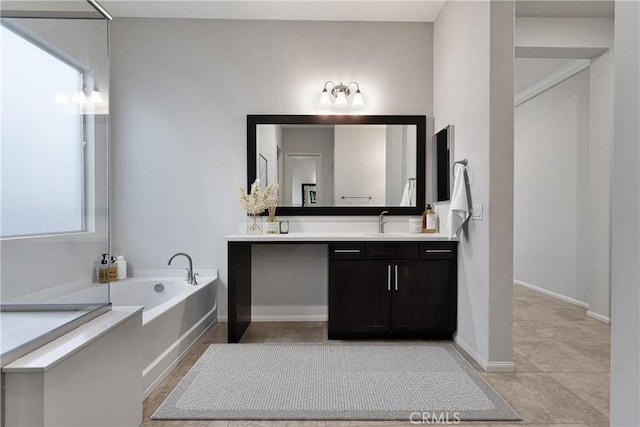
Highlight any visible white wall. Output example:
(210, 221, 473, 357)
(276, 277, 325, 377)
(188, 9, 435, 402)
(281, 127, 334, 206)
(433, 0, 514, 370)
(257, 125, 278, 189)
(334, 125, 386, 206)
(513, 16, 614, 321)
(587, 49, 613, 320)
(514, 69, 590, 304)
(516, 17, 613, 52)
(611, 1, 640, 424)
(386, 125, 404, 206)
(110, 18, 433, 320)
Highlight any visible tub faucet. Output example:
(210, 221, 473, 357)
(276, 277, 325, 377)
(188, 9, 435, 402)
(168, 252, 198, 285)
(378, 211, 389, 234)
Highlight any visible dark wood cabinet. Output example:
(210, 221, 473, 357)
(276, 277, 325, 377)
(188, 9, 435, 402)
(328, 242, 457, 339)
(328, 260, 391, 335)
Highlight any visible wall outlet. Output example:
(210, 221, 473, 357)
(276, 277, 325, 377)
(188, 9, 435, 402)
(470, 203, 483, 220)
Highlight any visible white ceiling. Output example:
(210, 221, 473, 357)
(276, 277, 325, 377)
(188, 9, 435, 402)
(2, 0, 613, 21)
(97, 0, 613, 20)
(98, 0, 446, 21)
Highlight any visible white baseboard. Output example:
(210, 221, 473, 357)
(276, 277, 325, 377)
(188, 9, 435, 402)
(251, 305, 327, 322)
(513, 279, 589, 309)
(514, 279, 610, 324)
(587, 310, 611, 324)
(485, 362, 516, 373)
(217, 314, 327, 322)
(453, 335, 515, 373)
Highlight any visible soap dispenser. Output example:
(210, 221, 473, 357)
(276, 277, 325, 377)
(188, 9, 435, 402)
(97, 254, 109, 284)
(116, 254, 127, 280)
(109, 256, 118, 281)
(424, 204, 437, 233)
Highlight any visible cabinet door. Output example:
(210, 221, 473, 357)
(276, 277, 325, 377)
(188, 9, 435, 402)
(392, 260, 456, 337)
(328, 260, 392, 337)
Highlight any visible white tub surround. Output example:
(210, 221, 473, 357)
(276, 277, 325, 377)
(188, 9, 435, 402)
(120, 270, 219, 398)
(3, 307, 143, 427)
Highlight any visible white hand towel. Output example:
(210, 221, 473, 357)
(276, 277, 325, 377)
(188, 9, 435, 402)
(409, 179, 415, 205)
(448, 163, 471, 239)
(399, 181, 411, 206)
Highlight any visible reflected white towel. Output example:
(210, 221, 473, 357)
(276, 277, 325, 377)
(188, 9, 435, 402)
(400, 181, 412, 206)
(448, 164, 471, 239)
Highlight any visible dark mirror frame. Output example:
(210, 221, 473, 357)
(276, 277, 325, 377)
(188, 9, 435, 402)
(248, 114, 426, 216)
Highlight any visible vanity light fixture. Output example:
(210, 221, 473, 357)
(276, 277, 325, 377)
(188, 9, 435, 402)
(319, 81, 364, 108)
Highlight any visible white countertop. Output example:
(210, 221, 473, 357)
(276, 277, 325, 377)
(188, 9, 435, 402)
(223, 232, 457, 242)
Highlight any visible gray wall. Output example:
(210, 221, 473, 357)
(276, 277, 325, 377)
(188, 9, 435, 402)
(434, 0, 514, 369)
(514, 69, 590, 305)
(110, 18, 433, 319)
(611, 1, 640, 424)
(513, 16, 614, 322)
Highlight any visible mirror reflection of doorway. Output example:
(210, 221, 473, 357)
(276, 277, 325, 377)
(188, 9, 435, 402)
(285, 154, 322, 206)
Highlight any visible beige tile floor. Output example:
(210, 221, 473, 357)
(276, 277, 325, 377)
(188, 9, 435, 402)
(142, 284, 610, 427)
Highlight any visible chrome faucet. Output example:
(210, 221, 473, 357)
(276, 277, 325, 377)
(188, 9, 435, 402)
(168, 252, 198, 285)
(378, 211, 389, 234)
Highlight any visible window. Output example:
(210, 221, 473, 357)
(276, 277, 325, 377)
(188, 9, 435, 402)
(1, 24, 86, 237)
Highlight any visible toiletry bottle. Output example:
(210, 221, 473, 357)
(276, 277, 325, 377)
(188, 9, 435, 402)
(97, 254, 109, 284)
(116, 254, 127, 280)
(425, 204, 437, 233)
(109, 256, 118, 281)
(422, 205, 428, 231)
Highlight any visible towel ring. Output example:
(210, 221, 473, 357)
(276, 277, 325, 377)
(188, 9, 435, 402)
(452, 159, 468, 176)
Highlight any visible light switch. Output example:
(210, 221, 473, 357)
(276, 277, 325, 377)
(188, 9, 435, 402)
(470, 203, 483, 220)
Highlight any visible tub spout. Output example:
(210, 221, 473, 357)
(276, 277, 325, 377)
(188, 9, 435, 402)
(168, 252, 196, 284)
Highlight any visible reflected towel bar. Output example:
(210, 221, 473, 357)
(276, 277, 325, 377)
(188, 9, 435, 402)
(341, 196, 372, 200)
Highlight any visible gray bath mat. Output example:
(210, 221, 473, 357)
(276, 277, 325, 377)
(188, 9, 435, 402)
(152, 343, 520, 421)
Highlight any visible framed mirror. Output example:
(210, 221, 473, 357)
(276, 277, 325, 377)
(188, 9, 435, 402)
(248, 115, 426, 216)
(433, 125, 453, 203)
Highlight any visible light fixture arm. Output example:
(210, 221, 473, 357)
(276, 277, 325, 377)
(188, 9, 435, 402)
(319, 80, 364, 108)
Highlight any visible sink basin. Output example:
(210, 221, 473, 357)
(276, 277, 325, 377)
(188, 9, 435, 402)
(364, 233, 402, 237)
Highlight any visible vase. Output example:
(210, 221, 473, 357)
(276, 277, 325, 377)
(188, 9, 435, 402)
(247, 214, 263, 234)
(264, 221, 279, 234)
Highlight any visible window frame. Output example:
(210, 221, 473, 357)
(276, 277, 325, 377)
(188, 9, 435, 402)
(1, 19, 97, 239)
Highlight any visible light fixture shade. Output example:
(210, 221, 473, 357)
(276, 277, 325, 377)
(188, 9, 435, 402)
(73, 91, 87, 105)
(319, 89, 332, 107)
(352, 90, 364, 108)
(89, 90, 104, 104)
(335, 91, 348, 108)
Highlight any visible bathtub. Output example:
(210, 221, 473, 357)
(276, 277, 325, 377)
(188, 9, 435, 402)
(110, 270, 218, 398)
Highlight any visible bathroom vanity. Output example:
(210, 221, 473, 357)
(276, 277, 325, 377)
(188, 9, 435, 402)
(229, 114, 457, 343)
(223, 233, 457, 343)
